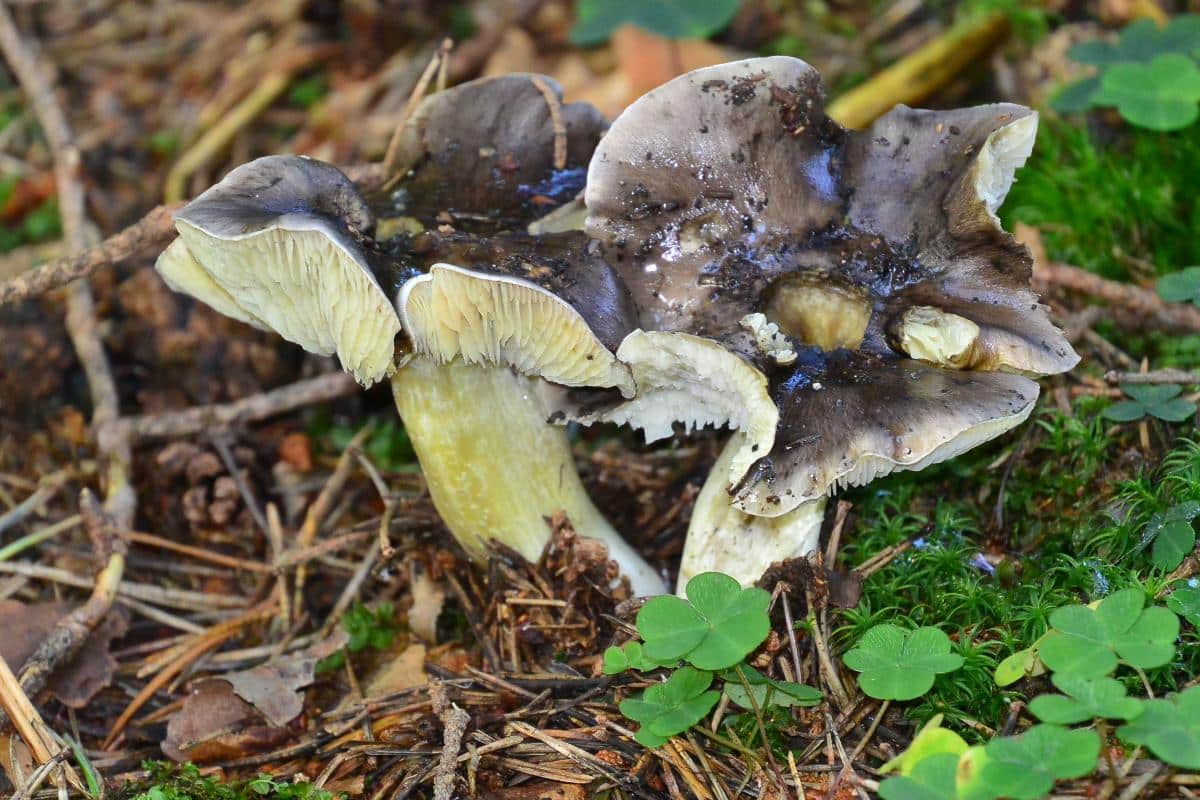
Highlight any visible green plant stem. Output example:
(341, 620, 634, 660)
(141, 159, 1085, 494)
(1133, 666, 1155, 699)
(0, 514, 80, 562)
(691, 725, 764, 764)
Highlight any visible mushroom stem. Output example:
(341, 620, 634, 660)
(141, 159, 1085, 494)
(391, 357, 666, 596)
(679, 433, 827, 593)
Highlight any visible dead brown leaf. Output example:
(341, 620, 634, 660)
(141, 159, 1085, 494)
(364, 643, 427, 699)
(162, 679, 291, 763)
(482, 781, 588, 800)
(224, 630, 347, 727)
(0, 600, 128, 708)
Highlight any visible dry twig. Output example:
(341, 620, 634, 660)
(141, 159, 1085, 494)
(0, 203, 181, 305)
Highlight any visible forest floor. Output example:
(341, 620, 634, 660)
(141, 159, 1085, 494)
(1, 2, 1199, 799)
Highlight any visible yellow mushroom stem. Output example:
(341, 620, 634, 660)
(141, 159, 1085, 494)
(678, 432, 827, 593)
(392, 356, 666, 595)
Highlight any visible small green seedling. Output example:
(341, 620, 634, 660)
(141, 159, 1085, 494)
(1118, 685, 1200, 769)
(570, 0, 739, 45)
(1142, 502, 1200, 570)
(722, 663, 821, 710)
(317, 602, 399, 672)
(957, 725, 1100, 800)
(1103, 383, 1197, 424)
(637, 572, 771, 671)
(1167, 581, 1200, 626)
(1027, 674, 1144, 724)
(618, 666, 721, 747)
(1158, 266, 1200, 307)
(127, 763, 338, 800)
(1038, 588, 1178, 677)
(602, 640, 675, 674)
(843, 624, 964, 701)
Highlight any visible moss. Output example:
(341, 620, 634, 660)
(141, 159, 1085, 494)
(1003, 121, 1200, 280)
(834, 393, 1200, 730)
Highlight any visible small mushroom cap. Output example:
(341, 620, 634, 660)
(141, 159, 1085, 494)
(733, 350, 1039, 516)
(398, 262, 635, 396)
(585, 56, 1077, 375)
(390, 74, 607, 229)
(156, 155, 401, 386)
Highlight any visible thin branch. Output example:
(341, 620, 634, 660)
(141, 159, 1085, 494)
(1105, 368, 1200, 386)
(0, 203, 181, 306)
(381, 38, 452, 179)
(103, 371, 357, 441)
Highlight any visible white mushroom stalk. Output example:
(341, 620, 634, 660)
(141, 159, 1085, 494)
(396, 261, 666, 595)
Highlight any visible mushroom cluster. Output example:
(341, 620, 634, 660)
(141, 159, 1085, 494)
(155, 58, 1076, 596)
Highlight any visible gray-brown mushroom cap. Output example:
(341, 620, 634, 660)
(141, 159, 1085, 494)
(389, 74, 607, 230)
(156, 155, 401, 386)
(581, 56, 1078, 512)
(733, 351, 1039, 516)
(584, 56, 1077, 376)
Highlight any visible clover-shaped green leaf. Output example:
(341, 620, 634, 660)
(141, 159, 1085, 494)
(1104, 383, 1197, 423)
(618, 666, 720, 747)
(843, 625, 964, 701)
(1039, 588, 1179, 677)
(1167, 581, 1200, 626)
(957, 725, 1100, 800)
(1091, 54, 1200, 132)
(570, 0, 740, 45)
(722, 663, 821, 710)
(1158, 266, 1200, 307)
(1028, 673, 1144, 724)
(637, 572, 771, 670)
(877, 752, 959, 800)
(1119, 685, 1200, 769)
(603, 640, 676, 674)
(1068, 16, 1200, 66)
(1142, 501, 1200, 570)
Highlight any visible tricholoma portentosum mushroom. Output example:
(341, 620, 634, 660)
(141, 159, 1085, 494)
(155, 57, 1077, 597)
(576, 56, 1078, 588)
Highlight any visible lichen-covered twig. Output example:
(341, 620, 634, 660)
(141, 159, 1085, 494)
(1105, 368, 1200, 385)
(102, 371, 357, 441)
(0, 203, 181, 306)
(1018, 223, 1200, 333)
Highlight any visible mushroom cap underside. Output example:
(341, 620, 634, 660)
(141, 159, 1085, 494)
(156, 155, 401, 386)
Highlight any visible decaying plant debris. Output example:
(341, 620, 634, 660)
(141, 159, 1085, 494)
(2, 2, 1200, 799)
